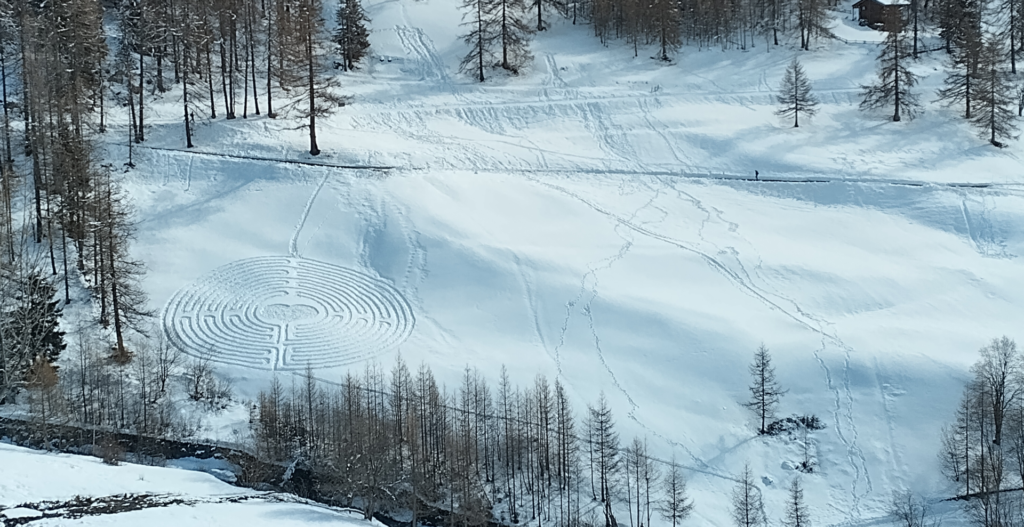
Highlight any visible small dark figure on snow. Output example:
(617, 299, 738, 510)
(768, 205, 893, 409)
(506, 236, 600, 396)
(755, 170, 759, 180)
(190, 111, 195, 124)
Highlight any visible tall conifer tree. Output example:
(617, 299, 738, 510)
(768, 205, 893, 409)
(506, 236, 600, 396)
(776, 57, 819, 127)
(970, 36, 1018, 146)
(861, 26, 920, 122)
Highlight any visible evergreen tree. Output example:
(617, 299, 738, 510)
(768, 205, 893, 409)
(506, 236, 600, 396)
(649, 0, 682, 61)
(796, 0, 833, 50)
(782, 478, 810, 527)
(118, 0, 169, 142)
(590, 392, 621, 527)
(96, 170, 151, 361)
(334, 0, 371, 71)
(658, 458, 694, 527)
(460, 0, 498, 81)
(532, 0, 567, 31)
(174, 0, 207, 148)
(459, 0, 531, 79)
(282, 0, 346, 155)
(744, 344, 786, 434)
(0, 269, 66, 402)
(936, 19, 982, 119)
(970, 36, 1019, 146)
(775, 57, 819, 127)
(731, 464, 764, 527)
(861, 26, 920, 122)
(497, 0, 534, 73)
(1001, 0, 1024, 73)
(934, 0, 979, 53)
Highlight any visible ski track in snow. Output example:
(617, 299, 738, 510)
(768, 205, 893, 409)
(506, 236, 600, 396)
(549, 178, 747, 486)
(525, 173, 877, 520)
(514, 253, 554, 372)
(289, 171, 330, 258)
(368, 186, 459, 352)
(638, 97, 693, 169)
(874, 358, 906, 486)
(961, 192, 1011, 258)
(393, 22, 459, 99)
(660, 181, 874, 520)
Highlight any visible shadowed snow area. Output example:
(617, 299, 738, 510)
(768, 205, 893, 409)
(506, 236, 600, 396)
(79, 0, 1024, 525)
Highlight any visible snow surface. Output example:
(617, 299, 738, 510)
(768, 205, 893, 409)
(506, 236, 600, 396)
(0, 443, 382, 527)
(0, 443, 249, 507)
(34, 0, 1024, 525)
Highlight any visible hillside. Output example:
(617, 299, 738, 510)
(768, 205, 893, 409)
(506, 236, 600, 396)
(4, 0, 1024, 524)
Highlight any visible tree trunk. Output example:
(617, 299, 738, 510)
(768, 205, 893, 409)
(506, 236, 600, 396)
(31, 140, 43, 244)
(243, 40, 250, 118)
(479, 0, 486, 81)
(266, 10, 275, 118)
(0, 38, 12, 163)
(157, 52, 166, 92)
(307, 27, 319, 156)
(207, 43, 217, 118)
(991, 83, 997, 145)
(220, 36, 232, 119)
(1013, 5, 1018, 74)
(248, 1, 261, 115)
(184, 61, 194, 148)
(912, 0, 918, 56)
(137, 52, 145, 143)
(893, 36, 902, 122)
(966, 69, 971, 119)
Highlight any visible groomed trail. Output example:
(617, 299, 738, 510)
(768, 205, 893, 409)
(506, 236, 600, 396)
(123, 144, 1015, 189)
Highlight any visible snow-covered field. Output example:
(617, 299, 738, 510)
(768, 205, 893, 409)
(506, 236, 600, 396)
(39, 0, 1024, 524)
(0, 443, 382, 526)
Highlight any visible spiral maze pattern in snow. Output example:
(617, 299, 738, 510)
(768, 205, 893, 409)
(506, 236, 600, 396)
(162, 257, 415, 370)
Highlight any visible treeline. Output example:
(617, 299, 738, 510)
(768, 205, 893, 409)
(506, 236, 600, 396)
(0, 0, 150, 407)
(114, 0, 361, 154)
(459, 0, 836, 80)
(939, 336, 1024, 525)
(10, 326, 233, 449)
(854, 0, 1024, 144)
(249, 358, 696, 527)
(0, 0, 370, 160)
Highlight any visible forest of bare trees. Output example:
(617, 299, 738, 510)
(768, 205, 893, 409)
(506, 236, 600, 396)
(0, 0, 152, 405)
(939, 336, 1024, 525)
(459, 0, 839, 78)
(247, 360, 694, 527)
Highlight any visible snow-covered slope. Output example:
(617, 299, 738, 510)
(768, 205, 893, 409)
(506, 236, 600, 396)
(0, 443, 381, 526)
(60, 1, 1024, 525)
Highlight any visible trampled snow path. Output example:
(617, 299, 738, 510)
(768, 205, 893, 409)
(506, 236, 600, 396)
(126, 144, 1023, 189)
(290, 172, 330, 258)
(394, 23, 456, 93)
(543, 178, 754, 494)
(161, 169, 416, 370)
(524, 174, 883, 521)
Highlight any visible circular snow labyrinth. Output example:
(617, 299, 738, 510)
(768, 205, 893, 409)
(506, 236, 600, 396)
(162, 257, 415, 370)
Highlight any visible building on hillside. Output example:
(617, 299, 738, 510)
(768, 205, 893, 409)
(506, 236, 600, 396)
(852, 0, 910, 32)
